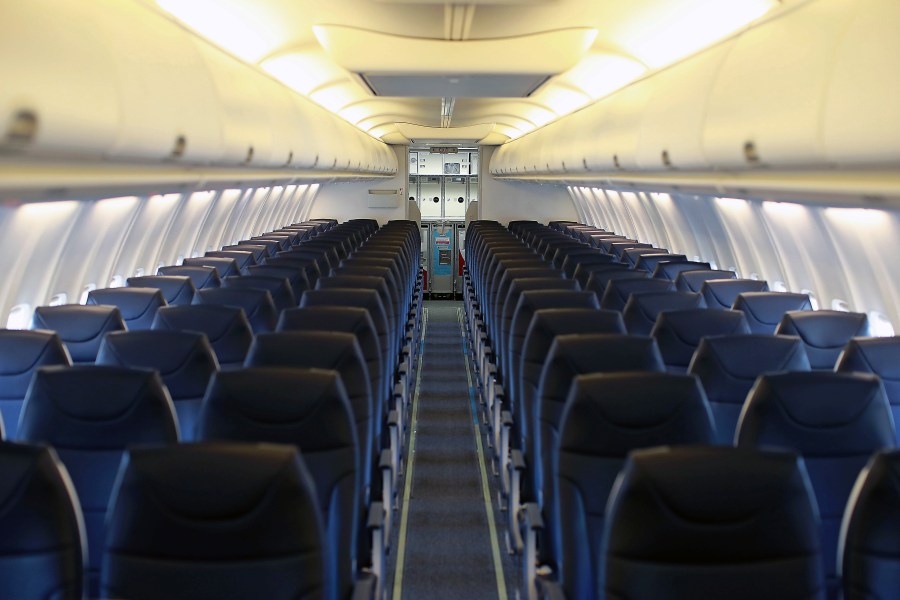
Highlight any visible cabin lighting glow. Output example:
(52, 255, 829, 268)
(96, 196, 138, 213)
(536, 86, 591, 116)
(19, 200, 79, 219)
(716, 197, 748, 210)
(869, 312, 896, 337)
(310, 84, 360, 113)
(763, 200, 806, 217)
(629, 0, 777, 68)
(563, 53, 646, 101)
(156, 0, 272, 62)
(261, 54, 339, 95)
(824, 207, 888, 226)
(6, 304, 31, 330)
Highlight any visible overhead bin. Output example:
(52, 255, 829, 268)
(0, 0, 396, 178)
(585, 80, 656, 172)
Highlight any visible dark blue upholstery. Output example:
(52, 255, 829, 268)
(560, 252, 618, 280)
(0, 330, 70, 439)
(87, 287, 167, 331)
(776, 310, 871, 370)
(193, 287, 278, 334)
(517, 309, 626, 454)
(533, 334, 666, 568)
(673, 269, 738, 292)
(19, 365, 178, 596)
(157, 265, 221, 290)
(151, 305, 253, 370)
(584, 267, 647, 295)
(222, 274, 297, 312)
(316, 276, 398, 361)
(837, 337, 900, 442)
(0, 442, 85, 600)
(699, 278, 769, 309)
(732, 291, 813, 334)
(737, 372, 894, 597)
(651, 308, 751, 372)
(247, 264, 310, 296)
(205, 250, 256, 273)
(635, 253, 687, 273)
(840, 450, 900, 600)
(652, 260, 713, 282)
(127, 275, 196, 306)
(198, 369, 359, 600)
(244, 332, 374, 504)
(600, 278, 675, 312)
(222, 243, 271, 261)
(622, 291, 706, 336)
(32, 305, 126, 364)
(557, 373, 716, 599)
(603, 446, 824, 600)
(623, 248, 668, 268)
(96, 330, 217, 441)
(182, 256, 240, 278)
(102, 443, 329, 600)
(276, 306, 385, 430)
(572, 262, 630, 289)
(689, 334, 811, 444)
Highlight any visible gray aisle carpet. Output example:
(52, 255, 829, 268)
(388, 301, 513, 600)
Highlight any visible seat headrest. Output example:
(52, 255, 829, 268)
(245, 265, 309, 291)
(739, 372, 894, 454)
(0, 329, 70, 381)
(699, 278, 769, 308)
(777, 310, 871, 348)
(601, 278, 675, 311)
(152, 305, 250, 343)
(837, 338, 900, 403)
(200, 368, 355, 449)
(584, 267, 646, 292)
(222, 275, 296, 308)
(96, 331, 218, 397)
(689, 334, 810, 403)
(182, 257, 240, 278)
(652, 308, 751, 346)
(87, 288, 166, 324)
(127, 276, 196, 305)
(276, 306, 375, 337)
(157, 265, 221, 289)
(205, 251, 256, 270)
(194, 288, 275, 313)
(523, 309, 626, 362)
(507, 278, 581, 298)
(605, 446, 820, 563)
(652, 261, 714, 282)
(246, 331, 365, 371)
(316, 275, 388, 294)
(562, 373, 715, 454)
(299, 289, 386, 326)
(635, 253, 688, 273)
(545, 333, 665, 376)
(31, 306, 126, 363)
(516, 290, 599, 314)
(105, 443, 324, 560)
(20, 365, 178, 447)
(673, 269, 739, 292)
(732, 292, 813, 330)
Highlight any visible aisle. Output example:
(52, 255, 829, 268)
(389, 301, 511, 600)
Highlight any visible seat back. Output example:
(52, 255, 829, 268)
(558, 373, 716, 599)
(87, 287, 167, 330)
(603, 446, 824, 600)
(205, 250, 256, 273)
(151, 305, 253, 370)
(689, 334, 810, 444)
(127, 275, 196, 306)
(635, 253, 687, 274)
(776, 310, 870, 369)
(157, 265, 221, 289)
(572, 262, 630, 289)
(737, 371, 894, 593)
(652, 260, 713, 282)
(222, 275, 297, 312)
(198, 369, 359, 600)
(622, 291, 706, 336)
(0, 442, 85, 600)
(32, 305, 126, 364)
(182, 256, 240, 278)
(651, 308, 751, 372)
(837, 337, 900, 442)
(96, 330, 218, 441)
(672, 269, 738, 292)
(102, 444, 329, 600)
(0, 330, 71, 439)
(600, 278, 675, 312)
(246, 264, 310, 296)
(732, 292, 813, 334)
(841, 450, 900, 600)
(700, 278, 769, 309)
(19, 365, 178, 595)
(193, 287, 278, 334)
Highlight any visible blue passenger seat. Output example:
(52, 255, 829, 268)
(96, 330, 218, 441)
(193, 287, 278, 334)
(836, 337, 900, 443)
(151, 305, 253, 370)
(0, 330, 71, 439)
(652, 260, 713, 282)
(622, 291, 706, 336)
(732, 291, 813, 334)
(689, 334, 811, 444)
(700, 278, 769, 309)
(600, 278, 675, 312)
(222, 274, 297, 312)
(86, 287, 167, 331)
(31, 305, 126, 364)
(737, 371, 894, 598)
(651, 308, 751, 372)
(157, 265, 221, 290)
(775, 310, 870, 370)
(0, 442, 85, 600)
(181, 256, 240, 279)
(19, 365, 178, 596)
(603, 446, 824, 600)
(102, 444, 329, 600)
(127, 275, 196, 306)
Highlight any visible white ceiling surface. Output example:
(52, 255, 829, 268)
(151, 0, 782, 145)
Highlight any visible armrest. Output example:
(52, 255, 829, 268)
(511, 449, 526, 471)
(537, 577, 567, 600)
(351, 572, 377, 600)
(366, 501, 386, 600)
(522, 502, 545, 600)
(523, 501, 544, 531)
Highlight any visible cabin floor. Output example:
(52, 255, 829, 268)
(386, 300, 515, 600)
